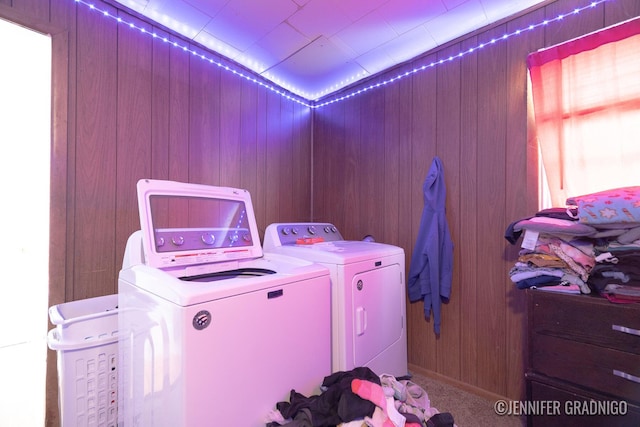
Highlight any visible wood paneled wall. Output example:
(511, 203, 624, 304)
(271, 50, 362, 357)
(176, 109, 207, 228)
(312, 0, 640, 401)
(1, 0, 639, 425)
(1, 0, 314, 301)
(1, 1, 312, 425)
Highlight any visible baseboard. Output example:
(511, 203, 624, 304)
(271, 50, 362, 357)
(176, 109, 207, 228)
(408, 363, 510, 403)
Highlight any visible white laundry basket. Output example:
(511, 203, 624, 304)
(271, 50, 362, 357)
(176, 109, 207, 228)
(47, 294, 119, 427)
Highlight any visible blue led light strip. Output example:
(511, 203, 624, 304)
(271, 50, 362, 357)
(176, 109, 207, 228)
(314, 0, 609, 108)
(74, 0, 608, 108)
(74, 0, 313, 108)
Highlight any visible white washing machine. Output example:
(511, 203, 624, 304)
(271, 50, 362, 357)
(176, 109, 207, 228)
(118, 180, 331, 427)
(263, 223, 408, 378)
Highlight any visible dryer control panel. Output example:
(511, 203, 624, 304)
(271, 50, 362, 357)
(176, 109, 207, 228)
(264, 223, 344, 246)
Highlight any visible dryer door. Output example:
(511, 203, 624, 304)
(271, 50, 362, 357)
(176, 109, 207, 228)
(351, 263, 403, 368)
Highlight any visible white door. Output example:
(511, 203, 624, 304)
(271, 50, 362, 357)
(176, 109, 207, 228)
(352, 263, 403, 367)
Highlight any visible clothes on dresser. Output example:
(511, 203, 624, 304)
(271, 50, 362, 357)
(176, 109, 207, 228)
(506, 186, 640, 298)
(508, 232, 595, 293)
(504, 207, 580, 244)
(588, 246, 640, 292)
(535, 283, 581, 294)
(565, 186, 640, 226)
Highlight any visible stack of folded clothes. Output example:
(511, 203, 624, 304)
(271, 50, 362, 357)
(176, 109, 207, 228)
(505, 186, 640, 300)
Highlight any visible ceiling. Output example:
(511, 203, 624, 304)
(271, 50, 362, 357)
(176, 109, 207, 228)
(113, 0, 546, 100)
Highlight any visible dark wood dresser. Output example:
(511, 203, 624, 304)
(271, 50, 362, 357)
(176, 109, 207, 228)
(526, 289, 640, 426)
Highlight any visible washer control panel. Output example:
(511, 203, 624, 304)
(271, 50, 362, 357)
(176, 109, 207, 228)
(265, 223, 343, 246)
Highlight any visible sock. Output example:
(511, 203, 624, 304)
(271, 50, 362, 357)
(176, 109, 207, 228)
(386, 396, 406, 427)
(352, 379, 395, 427)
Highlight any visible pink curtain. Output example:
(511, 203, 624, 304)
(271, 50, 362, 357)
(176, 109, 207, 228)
(527, 17, 640, 206)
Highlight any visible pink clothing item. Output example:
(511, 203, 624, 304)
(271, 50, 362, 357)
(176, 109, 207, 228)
(352, 379, 398, 427)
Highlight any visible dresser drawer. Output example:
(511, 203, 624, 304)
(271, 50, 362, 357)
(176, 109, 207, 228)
(527, 376, 640, 427)
(529, 291, 640, 354)
(532, 333, 640, 403)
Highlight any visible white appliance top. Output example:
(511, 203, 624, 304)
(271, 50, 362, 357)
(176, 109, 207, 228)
(122, 181, 330, 306)
(263, 222, 403, 264)
(136, 179, 263, 270)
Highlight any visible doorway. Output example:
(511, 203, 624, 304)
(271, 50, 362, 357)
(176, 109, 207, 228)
(0, 18, 51, 426)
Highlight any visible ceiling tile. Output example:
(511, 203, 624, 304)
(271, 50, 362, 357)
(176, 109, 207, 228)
(193, 30, 241, 60)
(334, 10, 398, 56)
(442, 0, 469, 10)
(144, 0, 212, 39)
(480, 0, 545, 22)
(355, 49, 397, 76)
(381, 25, 438, 64)
(183, 0, 230, 18)
(117, 0, 148, 15)
(335, 0, 391, 22)
(424, 0, 488, 45)
(266, 36, 366, 97)
(255, 23, 311, 62)
(287, 0, 352, 39)
(380, 0, 447, 35)
(204, 0, 298, 50)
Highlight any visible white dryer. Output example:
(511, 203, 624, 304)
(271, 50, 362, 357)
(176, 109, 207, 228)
(118, 180, 331, 427)
(263, 223, 408, 378)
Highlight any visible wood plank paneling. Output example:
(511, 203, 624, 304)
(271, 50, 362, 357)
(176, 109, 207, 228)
(239, 79, 259, 206)
(383, 73, 401, 247)
(219, 68, 243, 188)
(277, 92, 295, 220)
(407, 51, 438, 370)
(312, 0, 639, 401)
(189, 46, 221, 187)
(504, 7, 546, 399)
(48, 18, 70, 427)
(358, 89, 386, 239)
(605, 0, 640, 24)
(394, 65, 414, 262)
(264, 93, 282, 225)
(342, 97, 361, 238)
(475, 23, 509, 395)
(458, 33, 479, 389)
(150, 26, 171, 181)
(115, 12, 153, 277)
(545, 0, 604, 46)
(254, 85, 268, 233)
(435, 43, 462, 381)
(74, 1, 118, 299)
(292, 102, 312, 221)
(167, 33, 190, 185)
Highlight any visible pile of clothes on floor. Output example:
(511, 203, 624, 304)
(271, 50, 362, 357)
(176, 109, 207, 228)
(265, 367, 454, 427)
(505, 186, 640, 301)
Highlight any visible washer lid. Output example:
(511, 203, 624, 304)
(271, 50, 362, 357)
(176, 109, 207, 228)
(136, 179, 263, 270)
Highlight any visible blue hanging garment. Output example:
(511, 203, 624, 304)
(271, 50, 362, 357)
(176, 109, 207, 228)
(407, 156, 454, 334)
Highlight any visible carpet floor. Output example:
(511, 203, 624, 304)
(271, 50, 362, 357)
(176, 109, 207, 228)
(408, 372, 526, 427)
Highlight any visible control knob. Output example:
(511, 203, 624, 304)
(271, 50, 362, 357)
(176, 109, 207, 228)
(201, 233, 216, 246)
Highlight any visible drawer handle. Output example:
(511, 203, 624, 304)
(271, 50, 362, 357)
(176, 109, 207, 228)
(612, 324, 640, 337)
(613, 370, 640, 384)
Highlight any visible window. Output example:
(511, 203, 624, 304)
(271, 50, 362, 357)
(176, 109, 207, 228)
(527, 17, 640, 208)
